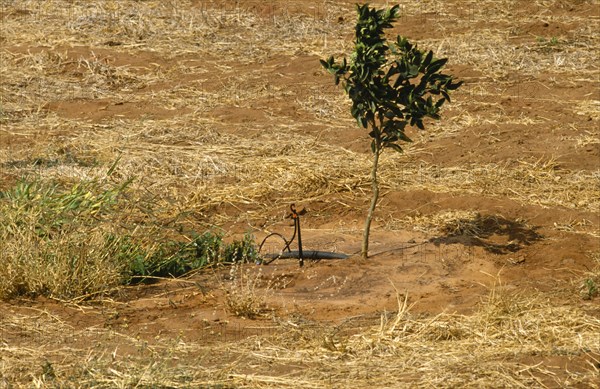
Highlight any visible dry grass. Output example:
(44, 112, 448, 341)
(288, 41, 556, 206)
(223, 263, 272, 319)
(383, 210, 482, 235)
(0, 178, 140, 300)
(1, 284, 598, 388)
(3, 118, 598, 223)
(2, 0, 598, 223)
(1, 0, 599, 387)
(380, 156, 600, 214)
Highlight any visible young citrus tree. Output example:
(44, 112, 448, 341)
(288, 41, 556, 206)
(321, 4, 462, 259)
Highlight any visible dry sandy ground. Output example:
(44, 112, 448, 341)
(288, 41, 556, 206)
(0, 0, 599, 387)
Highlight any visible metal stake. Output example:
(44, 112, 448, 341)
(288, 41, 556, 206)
(290, 204, 303, 267)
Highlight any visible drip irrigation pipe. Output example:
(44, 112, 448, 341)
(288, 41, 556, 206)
(263, 250, 349, 260)
(258, 203, 349, 266)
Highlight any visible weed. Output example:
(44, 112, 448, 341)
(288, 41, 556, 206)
(41, 360, 56, 380)
(129, 235, 219, 282)
(579, 252, 600, 300)
(223, 232, 261, 264)
(194, 230, 225, 265)
(129, 232, 261, 283)
(0, 177, 140, 300)
(580, 278, 598, 300)
(0, 174, 263, 297)
(536, 36, 562, 53)
(224, 263, 270, 319)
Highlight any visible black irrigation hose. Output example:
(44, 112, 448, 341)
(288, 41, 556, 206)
(258, 232, 292, 265)
(263, 250, 349, 260)
(258, 232, 292, 254)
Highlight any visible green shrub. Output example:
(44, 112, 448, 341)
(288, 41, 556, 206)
(128, 231, 261, 283)
(223, 232, 260, 264)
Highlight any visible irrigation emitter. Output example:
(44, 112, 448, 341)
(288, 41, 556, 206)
(259, 203, 349, 267)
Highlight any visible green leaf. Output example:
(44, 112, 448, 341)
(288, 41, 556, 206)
(441, 90, 451, 103)
(386, 143, 403, 153)
(397, 131, 412, 142)
(357, 116, 366, 128)
(369, 100, 376, 112)
(408, 65, 419, 78)
(423, 50, 433, 68)
(446, 80, 463, 90)
(426, 58, 448, 75)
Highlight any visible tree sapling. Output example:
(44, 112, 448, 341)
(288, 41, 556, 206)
(321, 4, 462, 259)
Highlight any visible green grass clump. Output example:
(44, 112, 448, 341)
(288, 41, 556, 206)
(0, 177, 141, 299)
(0, 176, 262, 299)
(223, 232, 260, 264)
(130, 231, 261, 283)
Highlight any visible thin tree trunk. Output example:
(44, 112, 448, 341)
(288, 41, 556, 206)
(362, 145, 381, 259)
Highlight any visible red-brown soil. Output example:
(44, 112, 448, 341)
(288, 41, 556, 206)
(0, 0, 598, 387)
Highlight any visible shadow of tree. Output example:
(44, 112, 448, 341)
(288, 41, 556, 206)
(430, 214, 543, 254)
